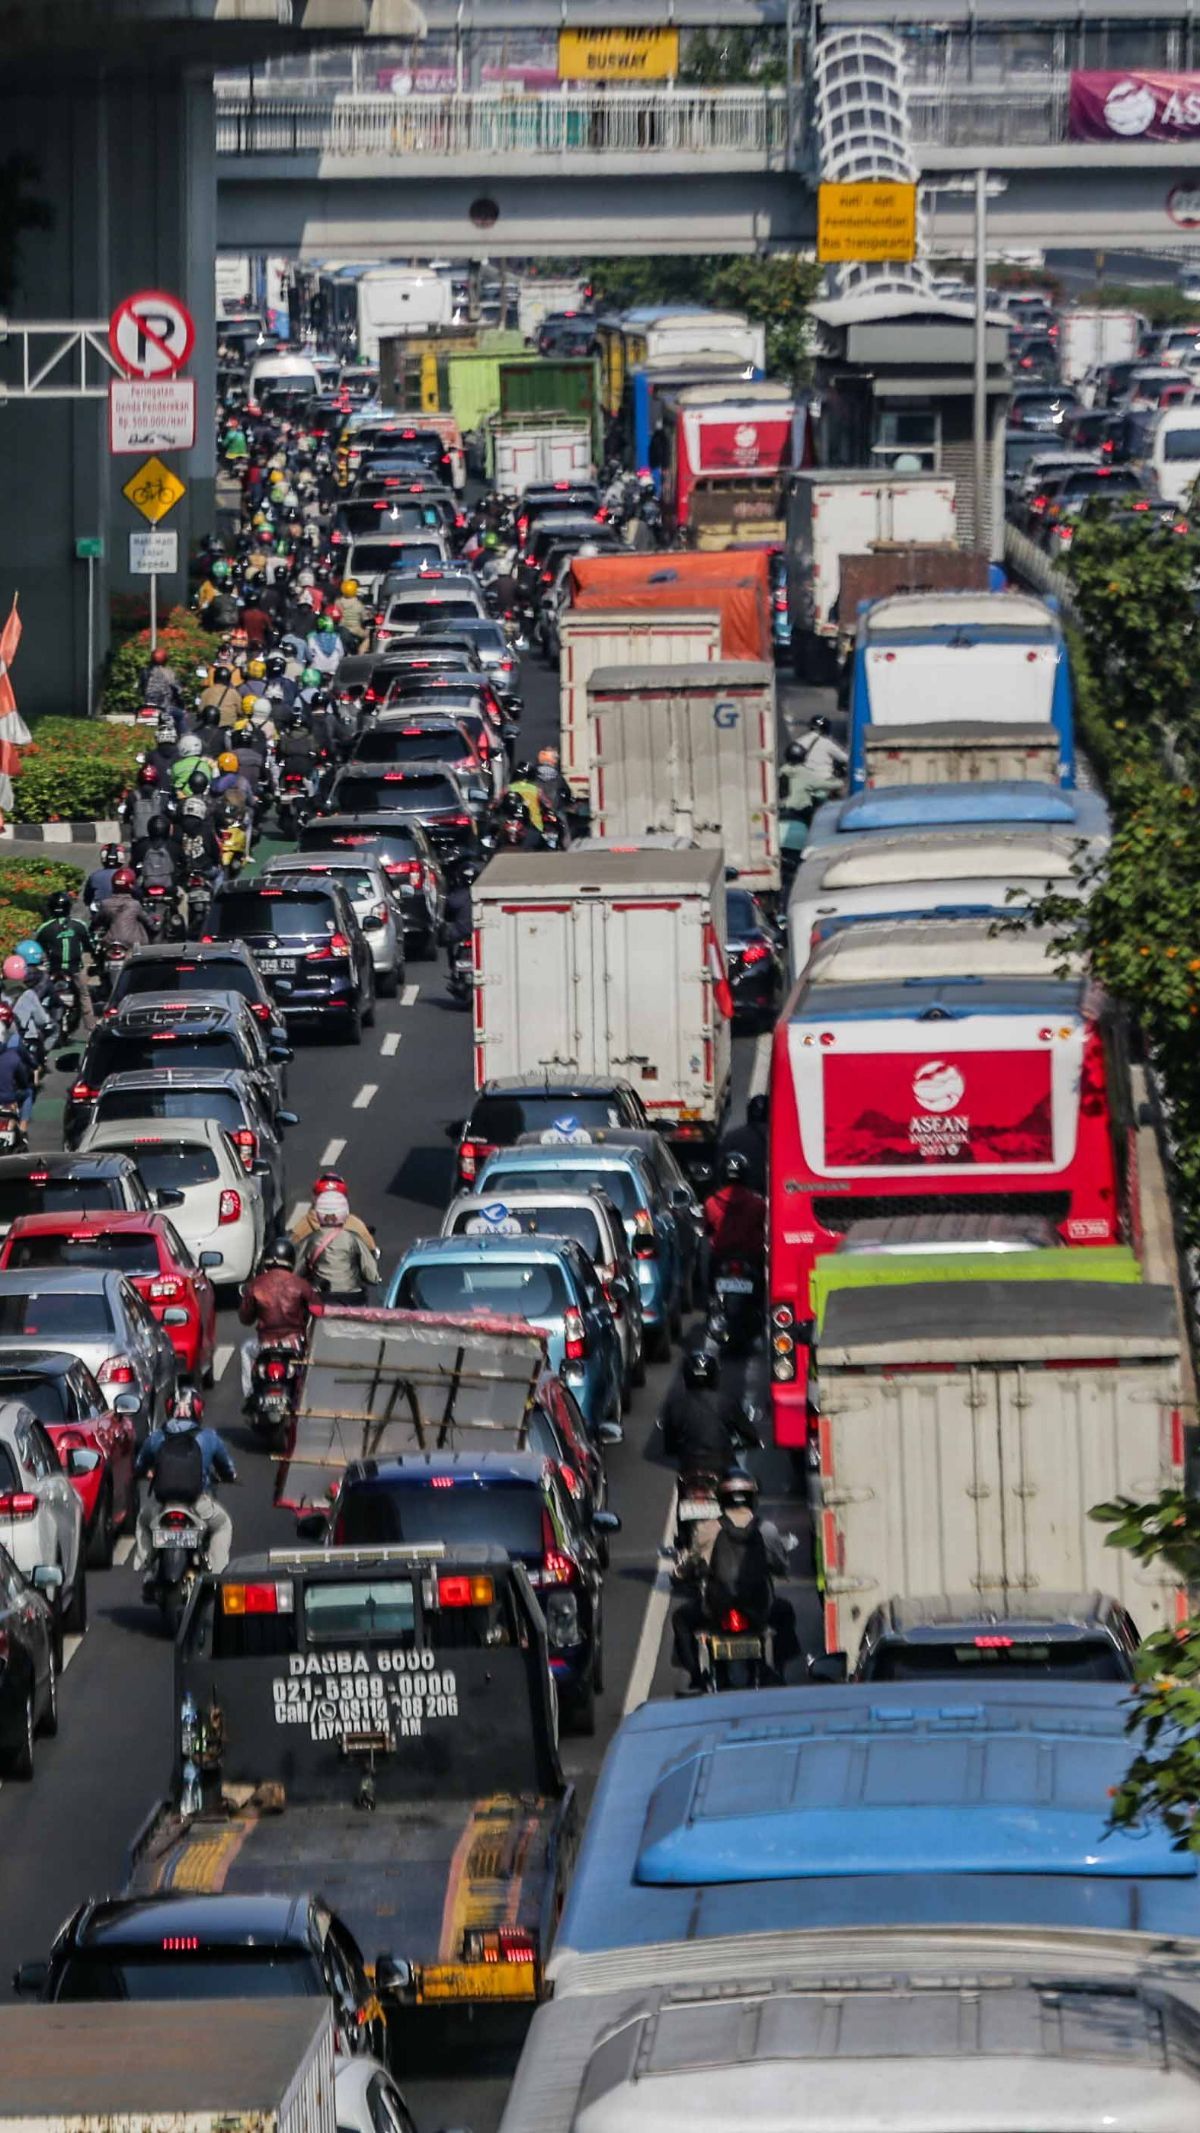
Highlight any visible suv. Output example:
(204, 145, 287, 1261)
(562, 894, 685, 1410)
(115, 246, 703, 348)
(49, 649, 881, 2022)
(208, 880, 375, 1043)
(295, 816, 444, 956)
(107, 942, 286, 1047)
(451, 1076, 652, 1189)
(324, 1451, 616, 1734)
(369, 576, 488, 641)
(846, 1592, 1140, 1685)
(350, 713, 491, 797)
(62, 996, 289, 1146)
(0, 1153, 154, 1237)
(259, 852, 405, 997)
(322, 764, 481, 865)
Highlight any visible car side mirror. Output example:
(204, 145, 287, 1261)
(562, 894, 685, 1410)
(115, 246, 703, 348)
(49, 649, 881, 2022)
(65, 1446, 102, 1477)
(154, 1187, 186, 1210)
(276, 1109, 299, 1128)
(808, 1652, 848, 1685)
(114, 1392, 141, 1415)
(592, 1509, 621, 1535)
(32, 1564, 64, 1594)
(252, 1158, 272, 1177)
(269, 1043, 293, 1063)
(13, 1959, 48, 1996)
(295, 1511, 328, 1542)
(199, 1250, 224, 1269)
(373, 1954, 412, 1992)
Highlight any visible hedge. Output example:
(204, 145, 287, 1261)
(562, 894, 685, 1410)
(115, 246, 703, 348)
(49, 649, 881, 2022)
(11, 717, 141, 825)
(0, 856, 82, 960)
(100, 606, 211, 722)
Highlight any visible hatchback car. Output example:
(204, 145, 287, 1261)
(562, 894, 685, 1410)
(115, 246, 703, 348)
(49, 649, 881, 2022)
(371, 576, 488, 640)
(62, 995, 289, 1144)
(326, 1451, 615, 1732)
(323, 764, 480, 866)
(0, 1397, 85, 1632)
(74, 1118, 269, 1288)
(208, 880, 376, 1043)
(259, 853, 404, 997)
(414, 619, 520, 702)
(0, 1268, 177, 1442)
(0, 1349, 138, 1568)
(386, 1233, 624, 1442)
(725, 886, 784, 1025)
(475, 1141, 686, 1361)
(371, 675, 509, 758)
(451, 1075, 652, 1190)
(77, 1070, 292, 1234)
(0, 1538, 59, 1776)
(0, 1153, 154, 1237)
(295, 815, 443, 956)
(0, 1213, 220, 1385)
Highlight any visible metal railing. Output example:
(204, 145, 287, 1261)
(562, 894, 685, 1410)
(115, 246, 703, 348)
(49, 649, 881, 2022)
(909, 78, 1072, 149)
(215, 85, 791, 163)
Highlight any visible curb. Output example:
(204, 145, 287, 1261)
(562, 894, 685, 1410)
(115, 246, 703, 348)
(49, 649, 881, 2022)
(0, 821, 118, 845)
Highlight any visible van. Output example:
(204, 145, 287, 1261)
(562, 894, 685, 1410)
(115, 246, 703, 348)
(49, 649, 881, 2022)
(1148, 405, 1200, 507)
(247, 351, 321, 405)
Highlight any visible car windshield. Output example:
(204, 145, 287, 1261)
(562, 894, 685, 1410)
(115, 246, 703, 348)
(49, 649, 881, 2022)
(1062, 469, 1140, 497)
(5, 1233, 159, 1275)
(0, 1177, 123, 1223)
(88, 1033, 244, 1077)
(271, 868, 374, 903)
(214, 892, 335, 937)
(117, 1143, 220, 1192)
(0, 1373, 68, 1422)
(0, 1291, 114, 1337)
(363, 725, 472, 764)
(334, 773, 459, 812)
(338, 504, 430, 537)
(869, 1638, 1127, 1682)
(386, 598, 481, 624)
(93, 1089, 243, 1131)
(1163, 427, 1200, 460)
(484, 1163, 641, 1216)
(425, 622, 505, 654)
(471, 1094, 626, 1141)
(451, 1203, 604, 1258)
(350, 541, 439, 575)
(378, 549, 444, 576)
(726, 890, 760, 933)
(116, 962, 257, 1004)
(394, 1258, 570, 1317)
(336, 1478, 545, 1553)
(53, 1950, 321, 2002)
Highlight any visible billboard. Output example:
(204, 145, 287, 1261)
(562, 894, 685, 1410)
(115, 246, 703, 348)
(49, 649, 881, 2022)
(821, 1051, 1055, 1169)
(1070, 70, 1200, 142)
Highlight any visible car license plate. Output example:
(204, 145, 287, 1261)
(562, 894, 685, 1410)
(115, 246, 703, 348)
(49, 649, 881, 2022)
(716, 1276, 754, 1296)
(417, 1961, 537, 2003)
(709, 1635, 763, 1661)
(152, 1525, 192, 1549)
(678, 1499, 719, 1522)
(258, 956, 295, 976)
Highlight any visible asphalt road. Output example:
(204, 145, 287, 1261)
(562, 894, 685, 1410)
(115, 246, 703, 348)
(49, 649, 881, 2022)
(0, 646, 827, 2131)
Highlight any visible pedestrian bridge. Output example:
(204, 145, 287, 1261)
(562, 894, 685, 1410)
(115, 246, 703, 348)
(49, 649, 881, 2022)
(215, 81, 1200, 255)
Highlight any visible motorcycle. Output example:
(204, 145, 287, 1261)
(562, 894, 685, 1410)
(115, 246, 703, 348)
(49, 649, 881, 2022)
(249, 1334, 306, 1448)
(184, 871, 214, 938)
(93, 935, 130, 998)
(276, 766, 316, 836)
(446, 936, 473, 1006)
(46, 972, 80, 1044)
(144, 1501, 212, 1632)
(708, 1257, 763, 1354)
(0, 1103, 26, 1154)
(140, 881, 184, 943)
(695, 1606, 772, 1691)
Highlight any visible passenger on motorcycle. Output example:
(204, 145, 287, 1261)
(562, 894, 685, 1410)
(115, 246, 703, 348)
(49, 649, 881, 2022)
(134, 1389, 237, 1580)
(671, 1468, 799, 1693)
(778, 719, 847, 809)
(296, 1188, 380, 1305)
(95, 867, 151, 952)
(82, 843, 126, 912)
(3, 956, 51, 1070)
(291, 1171, 377, 1253)
(237, 1235, 319, 1402)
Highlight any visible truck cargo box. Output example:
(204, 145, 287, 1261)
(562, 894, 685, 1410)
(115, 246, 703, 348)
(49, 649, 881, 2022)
(839, 545, 990, 616)
(558, 608, 721, 800)
(567, 551, 773, 664)
(786, 471, 958, 675)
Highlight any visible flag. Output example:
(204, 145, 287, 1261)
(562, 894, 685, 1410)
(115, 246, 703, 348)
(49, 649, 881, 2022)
(707, 926, 734, 1022)
(0, 596, 28, 745)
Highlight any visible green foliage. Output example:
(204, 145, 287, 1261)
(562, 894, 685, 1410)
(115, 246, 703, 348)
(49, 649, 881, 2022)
(100, 607, 210, 722)
(1083, 282, 1200, 328)
(679, 27, 786, 85)
(0, 856, 81, 961)
(13, 717, 141, 825)
(1065, 512, 1200, 762)
(1090, 1494, 1200, 1845)
(582, 252, 821, 383)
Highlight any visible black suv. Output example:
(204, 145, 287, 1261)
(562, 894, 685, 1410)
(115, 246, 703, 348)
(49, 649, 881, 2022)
(61, 995, 289, 1144)
(107, 941, 287, 1050)
(322, 764, 481, 866)
(296, 815, 444, 957)
(209, 880, 375, 1043)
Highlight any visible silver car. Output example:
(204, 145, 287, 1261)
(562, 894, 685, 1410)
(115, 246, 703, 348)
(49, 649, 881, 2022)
(259, 853, 405, 997)
(0, 1397, 85, 1633)
(0, 1269, 178, 1442)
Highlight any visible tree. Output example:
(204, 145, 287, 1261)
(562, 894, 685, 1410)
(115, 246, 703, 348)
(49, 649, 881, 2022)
(579, 252, 821, 383)
(1088, 1493, 1200, 1847)
(679, 27, 787, 87)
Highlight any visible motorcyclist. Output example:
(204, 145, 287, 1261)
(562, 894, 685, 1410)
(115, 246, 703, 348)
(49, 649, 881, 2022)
(671, 1468, 799, 1694)
(660, 1346, 759, 1473)
(778, 720, 847, 809)
(718, 1091, 769, 1196)
(140, 646, 182, 712)
(95, 866, 152, 952)
(296, 1187, 380, 1305)
(36, 890, 95, 1034)
(171, 733, 216, 798)
(139, 815, 179, 893)
(507, 761, 544, 829)
(0, 1007, 33, 1137)
(3, 954, 52, 1072)
(338, 577, 368, 648)
(535, 747, 573, 819)
(133, 1389, 237, 1583)
(237, 1235, 320, 1404)
(82, 842, 126, 911)
(278, 708, 320, 780)
(703, 1149, 766, 1268)
(124, 762, 166, 860)
(441, 860, 478, 981)
(198, 663, 243, 725)
(291, 1172, 377, 1254)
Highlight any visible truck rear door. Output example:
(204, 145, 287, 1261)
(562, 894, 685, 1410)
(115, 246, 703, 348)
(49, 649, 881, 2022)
(477, 896, 582, 1080)
(599, 894, 705, 1116)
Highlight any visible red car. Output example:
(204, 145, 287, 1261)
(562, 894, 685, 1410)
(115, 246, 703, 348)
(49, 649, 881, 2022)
(0, 1212, 219, 1384)
(0, 1349, 138, 1566)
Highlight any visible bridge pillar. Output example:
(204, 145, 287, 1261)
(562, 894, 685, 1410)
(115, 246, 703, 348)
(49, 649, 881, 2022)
(0, 67, 215, 717)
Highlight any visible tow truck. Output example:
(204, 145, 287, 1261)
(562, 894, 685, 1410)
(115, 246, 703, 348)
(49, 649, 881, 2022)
(126, 1540, 576, 2011)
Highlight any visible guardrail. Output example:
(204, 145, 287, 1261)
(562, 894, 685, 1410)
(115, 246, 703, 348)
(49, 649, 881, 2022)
(909, 78, 1071, 149)
(215, 86, 792, 163)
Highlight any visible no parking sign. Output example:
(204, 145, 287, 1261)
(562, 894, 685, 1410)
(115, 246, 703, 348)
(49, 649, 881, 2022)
(108, 289, 195, 380)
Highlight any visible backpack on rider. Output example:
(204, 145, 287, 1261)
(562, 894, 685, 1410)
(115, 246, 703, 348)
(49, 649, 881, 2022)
(150, 1430, 205, 1505)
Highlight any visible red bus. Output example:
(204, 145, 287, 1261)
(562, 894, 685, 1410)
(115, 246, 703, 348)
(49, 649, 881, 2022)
(767, 946, 1133, 1447)
(661, 381, 797, 542)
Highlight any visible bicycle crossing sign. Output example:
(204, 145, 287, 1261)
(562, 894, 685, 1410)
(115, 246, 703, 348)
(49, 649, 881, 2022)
(122, 454, 186, 524)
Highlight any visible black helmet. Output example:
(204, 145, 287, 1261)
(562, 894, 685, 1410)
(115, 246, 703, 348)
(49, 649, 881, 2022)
(682, 1347, 719, 1390)
(499, 791, 529, 824)
(212, 664, 232, 686)
(146, 815, 170, 839)
(747, 1093, 768, 1128)
(100, 843, 121, 870)
(720, 1149, 751, 1186)
(809, 715, 831, 736)
(704, 1306, 730, 1352)
(513, 761, 535, 780)
(719, 1465, 758, 1509)
(265, 1235, 297, 1271)
(785, 740, 806, 765)
(47, 890, 72, 918)
(265, 652, 286, 677)
(199, 703, 222, 730)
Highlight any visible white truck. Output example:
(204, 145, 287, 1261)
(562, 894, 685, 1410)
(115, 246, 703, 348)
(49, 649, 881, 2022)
(519, 279, 590, 340)
(786, 470, 958, 682)
(1060, 308, 1142, 391)
(471, 847, 731, 1163)
(812, 1276, 1185, 1664)
(489, 416, 593, 492)
(355, 267, 453, 362)
(0, 2000, 335, 2133)
(559, 609, 721, 801)
(587, 661, 779, 892)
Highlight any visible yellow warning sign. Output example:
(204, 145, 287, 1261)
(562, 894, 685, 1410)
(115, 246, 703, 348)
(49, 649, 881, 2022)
(122, 454, 186, 524)
(557, 27, 679, 80)
(817, 181, 918, 264)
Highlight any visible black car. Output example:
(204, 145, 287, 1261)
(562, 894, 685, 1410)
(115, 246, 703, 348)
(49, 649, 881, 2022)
(453, 1076, 652, 1187)
(107, 941, 287, 1050)
(208, 881, 376, 1043)
(14, 1891, 385, 2052)
(322, 1450, 616, 1734)
(323, 764, 481, 866)
(0, 1153, 155, 1235)
(0, 1538, 58, 1777)
(61, 996, 289, 1146)
(360, 423, 452, 485)
(296, 815, 444, 956)
(725, 888, 783, 1024)
(848, 1591, 1139, 1685)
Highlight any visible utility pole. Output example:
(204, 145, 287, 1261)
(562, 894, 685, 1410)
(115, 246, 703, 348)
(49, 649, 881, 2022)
(973, 164, 989, 557)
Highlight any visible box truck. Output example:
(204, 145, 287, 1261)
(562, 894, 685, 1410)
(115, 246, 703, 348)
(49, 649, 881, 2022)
(471, 847, 731, 1161)
(558, 609, 721, 800)
(786, 470, 958, 681)
(587, 661, 778, 891)
(489, 415, 594, 490)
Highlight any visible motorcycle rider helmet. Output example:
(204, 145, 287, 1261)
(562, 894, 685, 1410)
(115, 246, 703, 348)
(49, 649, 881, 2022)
(15, 939, 43, 969)
(168, 1387, 204, 1426)
(785, 739, 807, 765)
(99, 844, 121, 870)
(704, 1306, 730, 1353)
(747, 1092, 768, 1127)
(264, 1235, 298, 1271)
(211, 560, 230, 582)
(212, 664, 232, 686)
(217, 752, 239, 774)
(312, 1169, 348, 1200)
(720, 1150, 751, 1186)
(265, 653, 286, 679)
(498, 791, 529, 824)
(177, 734, 202, 760)
(156, 714, 177, 744)
(327, 604, 342, 625)
(315, 1187, 349, 1227)
(240, 692, 259, 716)
(500, 816, 527, 847)
(46, 890, 72, 919)
(150, 648, 168, 668)
(246, 657, 266, 680)
(718, 1466, 758, 1510)
(145, 814, 170, 839)
(482, 530, 499, 551)
(300, 666, 322, 688)
(2, 955, 26, 984)
(341, 578, 358, 597)
(111, 867, 137, 892)
(199, 703, 222, 731)
(809, 715, 831, 736)
(682, 1347, 719, 1390)
(188, 768, 212, 796)
(137, 762, 160, 787)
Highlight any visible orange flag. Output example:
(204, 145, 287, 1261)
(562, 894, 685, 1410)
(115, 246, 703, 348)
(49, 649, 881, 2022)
(0, 596, 21, 719)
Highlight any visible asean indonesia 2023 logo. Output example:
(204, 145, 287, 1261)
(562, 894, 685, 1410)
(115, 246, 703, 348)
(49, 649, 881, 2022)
(912, 1061, 966, 1114)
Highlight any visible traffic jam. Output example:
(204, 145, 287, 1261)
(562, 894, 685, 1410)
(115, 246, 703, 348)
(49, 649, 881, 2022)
(1, 264, 1198, 2133)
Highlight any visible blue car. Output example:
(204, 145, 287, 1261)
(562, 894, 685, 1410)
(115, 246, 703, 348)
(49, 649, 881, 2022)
(475, 1143, 685, 1363)
(386, 1232, 625, 1441)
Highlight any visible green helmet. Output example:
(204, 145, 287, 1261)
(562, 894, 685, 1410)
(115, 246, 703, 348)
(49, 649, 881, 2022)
(483, 530, 500, 550)
(301, 665, 322, 687)
(211, 559, 230, 581)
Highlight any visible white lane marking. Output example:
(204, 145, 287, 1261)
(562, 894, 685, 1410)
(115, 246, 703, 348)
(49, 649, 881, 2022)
(381, 1033, 401, 1057)
(320, 1137, 346, 1166)
(62, 1634, 83, 1672)
(750, 1030, 772, 1099)
(622, 1492, 679, 1716)
(114, 1536, 134, 1567)
(213, 1344, 233, 1382)
(287, 1200, 309, 1229)
(353, 1084, 377, 1110)
(400, 982, 419, 1006)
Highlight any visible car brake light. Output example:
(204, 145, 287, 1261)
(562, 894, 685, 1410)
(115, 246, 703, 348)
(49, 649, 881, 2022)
(448, 814, 471, 828)
(99, 1358, 136, 1386)
(222, 1581, 293, 1615)
(329, 932, 350, 955)
(219, 1189, 242, 1224)
(148, 1277, 182, 1301)
(558, 1462, 581, 1498)
(632, 1209, 657, 1259)
(470, 1927, 536, 1965)
(0, 1492, 38, 1519)
(458, 1136, 494, 1183)
(741, 940, 770, 964)
(541, 1547, 574, 1587)
(564, 1307, 587, 1361)
(230, 1127, 256, 1173)
(974, 1635, 1015, 1649)
(70, 1082, 97, 1103)
(438, 1573, 495, 1607)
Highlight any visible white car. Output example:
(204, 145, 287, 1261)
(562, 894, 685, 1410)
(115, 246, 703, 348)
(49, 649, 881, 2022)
(259, 852, 405, 997)
(73, 1118, 268, 1287)
(0, 1398, 85, 1633)
(333, 2056, 417, 2133)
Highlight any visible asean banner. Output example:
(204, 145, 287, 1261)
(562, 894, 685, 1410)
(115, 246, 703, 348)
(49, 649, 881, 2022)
(821, 1052, 1054, 1170)
(1070, 70, 1200, 142)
